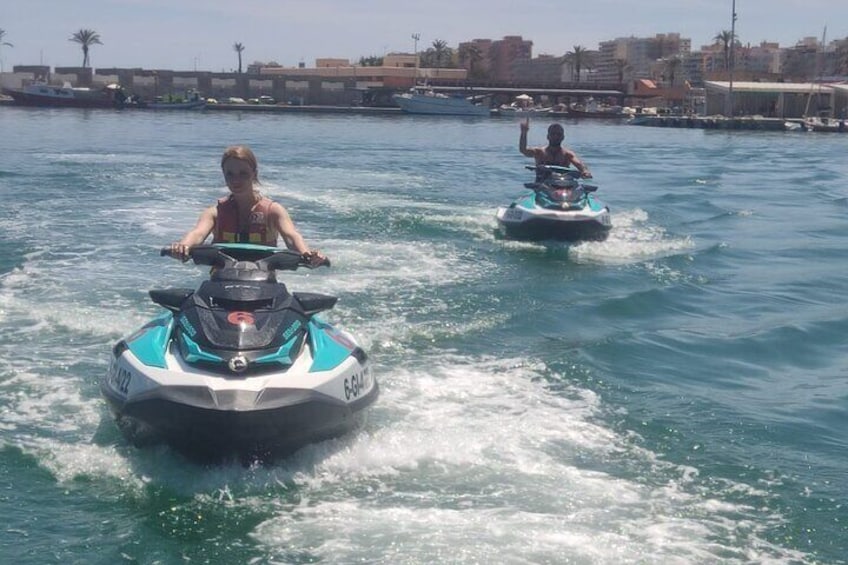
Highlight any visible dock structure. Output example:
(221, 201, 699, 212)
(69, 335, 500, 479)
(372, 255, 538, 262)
(203, 103, 401, 115)
(628, 114, 799, 131)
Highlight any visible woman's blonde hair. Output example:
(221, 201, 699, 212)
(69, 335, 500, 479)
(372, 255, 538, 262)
(220, 145, 259, 183)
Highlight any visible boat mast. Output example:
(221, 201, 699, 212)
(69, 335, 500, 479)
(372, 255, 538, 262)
(803, 26, 827, 118)
(726, 0, 737, 116)
(816, 26, 827, 117)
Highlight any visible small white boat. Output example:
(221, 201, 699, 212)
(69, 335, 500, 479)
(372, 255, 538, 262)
(143, 89, 207, 110)
(392, 87, 491, 117)
(497, 105, 552, 116)
(144, 99, 206, 110)
(497, 93, 552, 116)
(801, 116, 847, 133)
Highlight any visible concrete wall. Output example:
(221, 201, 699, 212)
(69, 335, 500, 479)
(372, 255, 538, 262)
(3, 63, 462, 106)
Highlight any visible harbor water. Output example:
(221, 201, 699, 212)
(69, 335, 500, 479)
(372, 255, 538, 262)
(0, 106, 846, 564)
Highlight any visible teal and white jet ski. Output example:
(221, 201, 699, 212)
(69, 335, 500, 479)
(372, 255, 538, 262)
(496, 165, 611, 242)
(101, 244, 377, 463)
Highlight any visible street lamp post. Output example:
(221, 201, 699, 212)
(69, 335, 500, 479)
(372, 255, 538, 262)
(412, 33, 420, 59)
(726, 0, 737, 116)
(0, 41, 12, 74)
(411, 33, 420, 87)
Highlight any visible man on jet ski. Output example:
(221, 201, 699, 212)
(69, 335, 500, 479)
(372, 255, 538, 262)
(519, 118, 592, 179)
(169, 145, 325, 265)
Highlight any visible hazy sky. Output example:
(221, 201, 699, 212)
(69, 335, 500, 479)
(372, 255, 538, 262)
(2, 0, 846, 72)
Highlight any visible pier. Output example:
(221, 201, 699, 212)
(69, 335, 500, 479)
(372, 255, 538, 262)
(628, 114, 800, 131)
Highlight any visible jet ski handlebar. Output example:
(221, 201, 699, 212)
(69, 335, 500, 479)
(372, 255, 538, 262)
(525, 164, 582, 179)
(159, 245, 330, 269)
(523, 165, 598, 193)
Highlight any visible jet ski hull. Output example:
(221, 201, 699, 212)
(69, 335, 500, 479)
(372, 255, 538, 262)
(100, 244, 378, 463)
(496, 194, 611, 242)
(102, 328, 377, 462)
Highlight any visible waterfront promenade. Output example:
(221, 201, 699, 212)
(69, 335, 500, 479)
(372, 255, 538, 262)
(5, 98, 845, 132)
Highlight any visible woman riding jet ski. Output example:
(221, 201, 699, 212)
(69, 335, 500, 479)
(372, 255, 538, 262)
(495, 165, 611, 242)
(101, 243, 377, 463)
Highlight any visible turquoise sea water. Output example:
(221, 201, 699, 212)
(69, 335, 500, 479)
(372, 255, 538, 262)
(0, 106, 846, 564)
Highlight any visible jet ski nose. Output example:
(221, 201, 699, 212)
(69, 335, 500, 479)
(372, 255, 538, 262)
(211, 261, 276, 282)
(228, 354, 249, 373)
(546, 176, 579, 189)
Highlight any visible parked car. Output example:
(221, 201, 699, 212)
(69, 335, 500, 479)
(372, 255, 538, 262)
(225, 97, 247, 104)
(258, 95, 276, 105)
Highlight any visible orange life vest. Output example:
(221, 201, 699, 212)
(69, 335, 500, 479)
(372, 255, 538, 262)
(213, 195, 277, 246)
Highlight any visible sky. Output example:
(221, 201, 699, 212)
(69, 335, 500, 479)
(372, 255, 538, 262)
(2, 0, 847, 72)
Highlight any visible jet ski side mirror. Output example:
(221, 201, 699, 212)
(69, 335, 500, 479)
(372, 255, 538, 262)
(149, 288, 194, 311)
(160, 245, 229, 267)
(260, 251, 330, 271)
(189, 245, 229, 267)
(261, 251, 307, 271)
(294, 292, 338, 316)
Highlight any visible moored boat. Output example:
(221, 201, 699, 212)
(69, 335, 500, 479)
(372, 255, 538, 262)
(141, 89, 207, 110)
(567, 107, 635, 119)
(497, 93, 552, 116)
(2, 81, 132, 108)
(800, 116, 847, 133)
(392, 87, 491, 117)
(566, 99, 635, 120)
(142, 99, 207, 110)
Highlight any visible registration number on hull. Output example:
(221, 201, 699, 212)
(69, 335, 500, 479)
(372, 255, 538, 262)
(502, 208, 523, 221)
(107, 359, 133, 396)
(344, 367, 373, 401)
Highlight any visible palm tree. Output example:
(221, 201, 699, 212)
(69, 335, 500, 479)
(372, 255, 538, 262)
(613, 58, 629, 86)
(233, 42, 245, 73)
(566, 45, 588, 82)
(714, 30, 734, 70)
(358, 55, 383, 67)
(664, 56, 682, 86)
(835, 38, 848, 75)
(69, 29, 102, 68)
(0, 29, 12, 73)
(431, 39, 448, 68)
(458, 43, 484, 78)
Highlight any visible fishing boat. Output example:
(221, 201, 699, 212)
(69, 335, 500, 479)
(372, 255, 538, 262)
(392, 87, 491, 117)
(1, 81, 131, 108)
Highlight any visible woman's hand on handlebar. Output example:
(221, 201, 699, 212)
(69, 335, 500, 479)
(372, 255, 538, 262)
(168, 242, 192, 262)
(302, 249, 329, 267)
